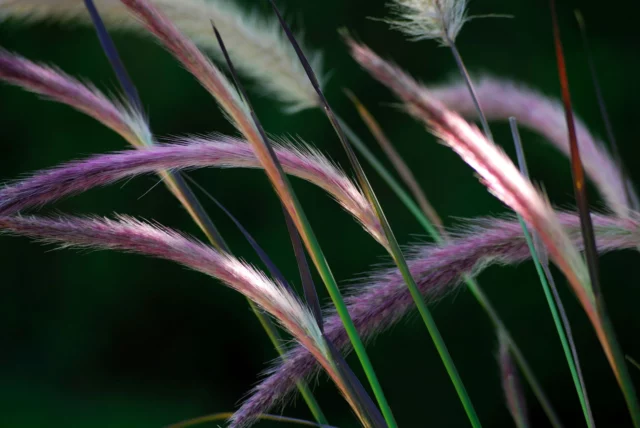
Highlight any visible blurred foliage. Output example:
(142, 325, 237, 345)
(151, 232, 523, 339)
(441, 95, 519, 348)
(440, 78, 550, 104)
(1, 0, 639, 426)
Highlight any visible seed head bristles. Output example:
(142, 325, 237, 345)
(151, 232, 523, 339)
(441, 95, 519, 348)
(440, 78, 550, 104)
(348, 40, 595, 304)
(498, 331, 529, 428)
(387, 0, 468, 45)
(231, 211, 640, 425)
(0, 213, 365, 426)
(0, 50, 150, 147)
(0, 0, 323, 112)
(0, 137, 381, 245)
(429, 77, 632, 218)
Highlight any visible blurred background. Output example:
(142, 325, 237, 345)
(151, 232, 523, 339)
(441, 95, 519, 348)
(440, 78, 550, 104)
(1, 0, 639, 426)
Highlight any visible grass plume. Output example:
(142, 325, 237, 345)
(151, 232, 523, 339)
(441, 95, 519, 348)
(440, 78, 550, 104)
(0, 0, 323, 111)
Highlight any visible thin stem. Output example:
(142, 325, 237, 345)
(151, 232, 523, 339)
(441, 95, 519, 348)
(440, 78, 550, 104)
(445, 39, 493, 142)
(519, 215, 594, 427)
(345, 91, 446, 236)
(511, 118, 594, 427)
(338, 118, 440, 239)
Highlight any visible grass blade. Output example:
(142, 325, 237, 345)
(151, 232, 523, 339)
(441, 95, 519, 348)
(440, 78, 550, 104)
(183, 176, 328, 426)
(549, 2, 640, 424)
(183, 175, 289, 291)
(211, 21, 383, 427)
(83, 0, 142, 112)
(282, 209, 323, 330)
(281, 200, 384, 426)
(511, 118, 594, 427)
(345, 90, 445, 236)
(268, 3, 481, 427)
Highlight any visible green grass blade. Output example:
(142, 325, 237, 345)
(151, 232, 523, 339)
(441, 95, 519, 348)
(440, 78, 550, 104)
(510, 118, 594, 427)
(550, 2, 640, 424)
(268, 4, 481, 426)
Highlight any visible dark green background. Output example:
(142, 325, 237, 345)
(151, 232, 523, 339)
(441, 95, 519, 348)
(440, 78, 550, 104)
(1, 0, 639, 426)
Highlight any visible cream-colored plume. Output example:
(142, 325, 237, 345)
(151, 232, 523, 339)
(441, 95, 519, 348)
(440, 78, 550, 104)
(387, 0, 468, 44)
(0, 0, 324, 111)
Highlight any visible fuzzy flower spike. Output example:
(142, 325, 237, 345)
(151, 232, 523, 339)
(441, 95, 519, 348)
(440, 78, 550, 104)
(387, 0, 468, 44)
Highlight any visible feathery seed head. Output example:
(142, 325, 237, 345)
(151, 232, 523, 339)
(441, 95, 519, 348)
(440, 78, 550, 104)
(387, 0, 468, 44)
(0, 0, 323, 112)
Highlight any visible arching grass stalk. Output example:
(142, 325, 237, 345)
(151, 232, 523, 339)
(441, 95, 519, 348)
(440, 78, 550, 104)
(269, 2, 482, 426)
(342, 96, 564, 427)
(510, 118, 594, 427)
(83, 1, 327, 423)
(211, 22, 384, 427)
(115, 2, 388, 426)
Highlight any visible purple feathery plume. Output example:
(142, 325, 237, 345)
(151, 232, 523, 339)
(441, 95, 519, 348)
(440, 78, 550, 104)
(0, 49, 149, 147)
(0, 213, 374, 422)
(0, 136, 379, 243)
(429, 77, 632, 217)
(229, 212, 640, 427)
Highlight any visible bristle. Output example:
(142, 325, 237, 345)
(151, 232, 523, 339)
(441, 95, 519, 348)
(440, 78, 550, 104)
(0, 0, 323, 111)
(348, 40, 595, 309)
(429, 76, 631, 217)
